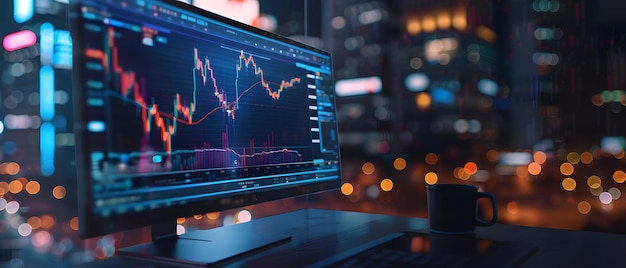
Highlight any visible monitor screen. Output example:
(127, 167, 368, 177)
(72, 0, 341, 239)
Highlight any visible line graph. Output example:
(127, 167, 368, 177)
(194, 48, 301, 119)
(84, 26, 310, 170)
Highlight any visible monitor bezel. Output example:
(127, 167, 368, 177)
(71, 0, 341, 238)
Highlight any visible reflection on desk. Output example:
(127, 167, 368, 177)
(77, 209, 626, 267)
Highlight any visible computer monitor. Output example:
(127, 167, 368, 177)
(71, 0, 340, 265)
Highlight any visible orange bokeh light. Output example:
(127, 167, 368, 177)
(70, 217, 79, 231)
(5, 162, 20, 175)
(341, 183, 354, 195)
(560, 163, 574, 176)
(533, 151, 547, 164)
(380, 179, 393, 192)
(580, 152, 593, 164)
(562, 178, 576, 191)
(464, 162, 478, 175)
(361, 162, 375, 175)
(25, 181, 40, 195)
(206, 212, 220, 220)
(52, 186, 67, 199)
(393, 158, 407, 171)
(406, 19, 421, 35)
(425, 172, 438, 185)
(28, 217, 42, 230)
(425, 153, 438, 165)
(527, 162, 542, 176)
(486, 149, 499, 162)
(614, 170, 626, 183)
(8, 180, 23, 194)
(577, 201, 591, 214)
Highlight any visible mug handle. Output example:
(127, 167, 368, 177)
(475, 192, 498, 226)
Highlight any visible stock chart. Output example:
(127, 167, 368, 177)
(81, 18, 315, 176)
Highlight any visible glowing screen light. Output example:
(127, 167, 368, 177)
(14, 0, 34, 23)
(477, 78, 498, 96)
(3, 30, 37, 52)
(405, 72, 429, 92)
(335, 76, 382, 97)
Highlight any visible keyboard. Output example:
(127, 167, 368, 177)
(308, 232, 537, 268)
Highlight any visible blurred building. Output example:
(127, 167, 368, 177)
(1, 0, 78, 265)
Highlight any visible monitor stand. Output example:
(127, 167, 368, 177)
(118, 220, 292, 266)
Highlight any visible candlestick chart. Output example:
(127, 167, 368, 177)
(82, 25, 314, 174)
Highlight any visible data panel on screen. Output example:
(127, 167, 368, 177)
(72, 0, 340, 237)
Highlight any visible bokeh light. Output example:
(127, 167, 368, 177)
(527, 162, 542, 176)
(40, 215, 55, 229)
(52, 186, 66, 199)
(176, 225, 186, 235)
(0, 182, 8, 197)
(235, 210, 252, 224)
(452, 9, 467, 30)
(533, 151, 547, 164)
(8, 179, 23, 194)
(28, 217, 42, 230)
(380, 178, 393, 192)
(5, 162, 20, 175)
(507, 201, 520, 214)
(580, 152, 593, 164)
(587, 175, 602, 189)
(341, 182, 354, 195)
(31, 231, 52, 248)
(590, 186, 604, 196)
(6, 201, 20, 214)
(436, 13, 451, 29)
(393, 158, 407, 171)
(422, 16, 436, 32)
(561, 178, 576, 191)
(25, 180, 40, 195)
(18, 223, 33, 237)
(406, 19, 421, 35)
(416, 92, 431, 110)
(176, 217, 186, 224)
(567, 152, 581, 164)
(454, 167, 470, 181)
(425, 172, 438, 185)
(591, 94, 604, 106)
(608, 187, 621, 200)
(559, 163, 574, 176)
(425, 153, 438, 165)
(463, 162, 478, 175)
(366, 185, 381, 199)
(486, 149, 499, 162)
(599, 192, 613, 204)
(70, 217, 79, 231)
(206, 212, 220, 220)
(361, 162, 375, 175)
(577, 201, 591, 214)
(613, 170, 626, 183)
(516, 166, 528, 178)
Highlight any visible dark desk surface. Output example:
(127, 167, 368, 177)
(81, 208, 626, 267)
